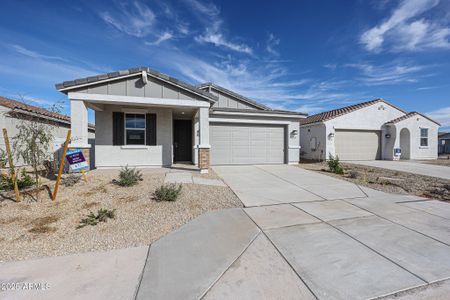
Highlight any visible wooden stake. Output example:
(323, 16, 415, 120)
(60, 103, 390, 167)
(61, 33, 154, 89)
(81, 169, 88, 182)
(52, 130, 71, 201)
(2, 128, 20, 202)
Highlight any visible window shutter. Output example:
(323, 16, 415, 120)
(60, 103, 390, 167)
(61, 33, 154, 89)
(113, 112, 124, 146)
(146, 113, 157, 145)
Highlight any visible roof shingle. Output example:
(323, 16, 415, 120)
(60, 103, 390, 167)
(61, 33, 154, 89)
(0, 96, 95, 129)
(386, 112, 441, 126)
(300, 99, 405, 125)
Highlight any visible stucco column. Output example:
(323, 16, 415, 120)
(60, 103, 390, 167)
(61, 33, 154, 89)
(69, 100, 90, 148)
(197, 107, 210, 173)
(68, 99, 91, 170)
(287, 121, 300, 164)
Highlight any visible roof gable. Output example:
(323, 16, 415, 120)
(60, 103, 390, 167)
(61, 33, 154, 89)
(55, 67, 218, 103)
(386, 112, 441, 126)
(198, 83, 270, 110)
(301, 99, 406, 126)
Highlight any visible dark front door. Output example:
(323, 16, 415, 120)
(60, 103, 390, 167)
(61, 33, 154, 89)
(173, 120, 192, 162)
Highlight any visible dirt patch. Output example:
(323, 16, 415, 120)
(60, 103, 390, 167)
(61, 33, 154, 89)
(299, 161, 450, 201)
(0, 168, 242, 262)
(417, 159, 450, 167)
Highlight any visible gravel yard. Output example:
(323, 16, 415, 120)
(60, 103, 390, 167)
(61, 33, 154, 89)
(299, 161, 450, 202)
(0, 168, 242, 262)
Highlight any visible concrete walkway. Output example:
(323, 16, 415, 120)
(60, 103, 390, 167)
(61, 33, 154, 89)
(2, 165, 450, 300)
(347, 160, 450, 180)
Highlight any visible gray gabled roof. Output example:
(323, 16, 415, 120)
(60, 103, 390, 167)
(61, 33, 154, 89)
(198, 83, 271, 110)
(55, 67, 218, 102)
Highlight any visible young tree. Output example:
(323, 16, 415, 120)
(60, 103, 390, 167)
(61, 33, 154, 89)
(12, 101, 63, 187)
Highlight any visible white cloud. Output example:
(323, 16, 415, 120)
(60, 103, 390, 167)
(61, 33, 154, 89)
(145, 32, 173, 46)
(99, 2, 155, 37)
(11, 44, 68, 62)
(361, 0, 450, 52)
(266, 33, 280, 56)
(185, 0, 253, 54)
(427, 106, 450, 127)
(346, 62, 427, 85)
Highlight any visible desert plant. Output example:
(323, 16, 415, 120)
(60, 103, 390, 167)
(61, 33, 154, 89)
(77, 208, 116, 229)
(113, 166, 143, 187)
(12, 102, 63, 187)
(327, 155, 344, 174)
(153, 183, 182, 202)
(0, 149, 7, 168)
(61, 174, 81, 187)
(0, 169, 35, 191)
(348, 170, 359, 179)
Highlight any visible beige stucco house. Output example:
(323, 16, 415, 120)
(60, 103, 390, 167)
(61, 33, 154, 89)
(300, 99, 440, 161)
(56, 67, 305, 172)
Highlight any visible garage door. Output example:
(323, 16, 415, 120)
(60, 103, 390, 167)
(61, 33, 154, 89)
(210, 123, 285, 165)
(335, 130, 381, 160)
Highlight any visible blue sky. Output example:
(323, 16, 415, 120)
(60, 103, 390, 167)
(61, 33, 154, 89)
(0, 0, 449, 129)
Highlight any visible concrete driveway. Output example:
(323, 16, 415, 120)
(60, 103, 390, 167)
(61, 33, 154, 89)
(347, 160, 450, 180)
(2, 165, 450, 300)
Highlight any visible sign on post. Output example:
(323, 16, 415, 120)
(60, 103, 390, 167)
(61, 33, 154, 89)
(66, 149, 89, 172)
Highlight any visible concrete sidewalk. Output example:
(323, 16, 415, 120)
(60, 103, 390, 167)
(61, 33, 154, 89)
(2, 165, 450, 300)
(347, 160, 450, 180)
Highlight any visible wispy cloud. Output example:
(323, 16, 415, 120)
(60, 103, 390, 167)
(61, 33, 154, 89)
(361, 0, 450, 52)
(145, 31, 173, 46)
(11, 44, 68, 62)
(266, 33, 280, 56)
(185, 0, 253, 54)
(427, 106, 450, 127)
(99, 2, 155, 37)
(346, 61, 428, 85)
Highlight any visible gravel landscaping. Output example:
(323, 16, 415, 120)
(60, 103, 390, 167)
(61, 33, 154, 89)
(299, 161, 450, 202)
(0, 168, 242, 262)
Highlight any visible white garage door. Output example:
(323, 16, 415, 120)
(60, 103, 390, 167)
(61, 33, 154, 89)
(210, 123, 285, 165)
(335, 130, 381, 160)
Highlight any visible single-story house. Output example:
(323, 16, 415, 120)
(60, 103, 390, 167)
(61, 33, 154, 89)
(55, 67, 305, 172)
(0, 96, 95, 167)
(438, 132, 450, 155)
(300, 99, 440, 161)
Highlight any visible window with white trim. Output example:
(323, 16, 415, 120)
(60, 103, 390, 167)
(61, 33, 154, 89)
(420, 128, 428, 147)
(125, 113, 146, 145)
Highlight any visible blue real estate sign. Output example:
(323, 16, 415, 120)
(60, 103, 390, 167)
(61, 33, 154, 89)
(66, 149, 89, 171)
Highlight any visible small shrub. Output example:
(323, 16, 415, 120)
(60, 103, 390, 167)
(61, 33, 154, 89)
(0, 169, 35, 191)
(77, 208, 116, 229)
(0, 149, 7, 168)
(61, 174, 81, 187)
(153, 184, 182, 202)
(327, 155, 344, 174)
(113, 166, 143, 187)
(348, 170, 359, 179)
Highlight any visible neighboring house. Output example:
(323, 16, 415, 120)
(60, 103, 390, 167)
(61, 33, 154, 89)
(0, 96, 95, 166)
(55, 67, 305, 172)
(300, 99, 440, 161)
(439, 132, 450, 155)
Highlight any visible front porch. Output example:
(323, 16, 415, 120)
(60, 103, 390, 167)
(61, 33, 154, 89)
(69, 93, 211, 173)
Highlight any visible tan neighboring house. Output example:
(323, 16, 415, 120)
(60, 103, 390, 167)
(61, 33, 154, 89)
(0, 96, 95, 167)
(300, 99, 440, 161)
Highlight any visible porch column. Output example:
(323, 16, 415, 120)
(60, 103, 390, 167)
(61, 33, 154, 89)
(68, 99, 91, 169)
(198, 106, 210, 173)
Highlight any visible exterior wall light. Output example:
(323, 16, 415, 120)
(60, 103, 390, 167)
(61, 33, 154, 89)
(385, 134, 391, 138)
(328, 133, 335, 139)
(291, 130, 298, 136)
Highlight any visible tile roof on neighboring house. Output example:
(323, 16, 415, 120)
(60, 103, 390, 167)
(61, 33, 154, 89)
(439, 132, 449, 138)
(55, 67, 218, 103)
(198, 83, 271, 110)
(300, 98, 406, 126)
(386, 112, 441, 126)
(0, 96, 95, 129)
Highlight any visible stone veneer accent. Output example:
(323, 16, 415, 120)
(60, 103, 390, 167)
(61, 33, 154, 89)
(198, 148, 210, 173)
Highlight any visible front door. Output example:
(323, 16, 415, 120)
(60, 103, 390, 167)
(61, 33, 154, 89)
(173, 120, 192, 162)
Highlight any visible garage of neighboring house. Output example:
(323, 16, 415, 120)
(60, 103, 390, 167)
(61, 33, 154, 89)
(334, 130, 381, 160)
